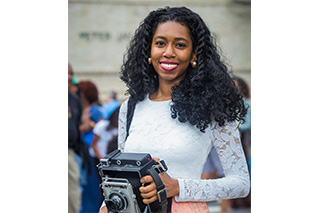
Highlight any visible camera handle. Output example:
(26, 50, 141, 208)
(147, 166, 168, 213)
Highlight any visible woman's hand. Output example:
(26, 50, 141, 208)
(139, 157, 180, 204)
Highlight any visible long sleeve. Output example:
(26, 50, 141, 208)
(175, 121, 250, 202)
(118, 99, 128, 151)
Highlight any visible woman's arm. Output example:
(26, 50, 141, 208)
(91, 134, 103, 159)
(176, 121, 250, 202)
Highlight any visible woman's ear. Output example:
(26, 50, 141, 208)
(190, 51, 197, 61)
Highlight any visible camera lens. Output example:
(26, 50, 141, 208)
(105, 192, 128, 212)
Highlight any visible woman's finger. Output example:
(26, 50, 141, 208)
(142, 195, 158, 204)
(140, 180, 156, 191)
(140, 175, 154, 184)
(140, 188, 158, 199)
(152, 157, 160, 162)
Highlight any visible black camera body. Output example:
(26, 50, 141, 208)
(98, 149, 161, 213)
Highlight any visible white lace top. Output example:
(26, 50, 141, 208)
(118, 95, 250, 202)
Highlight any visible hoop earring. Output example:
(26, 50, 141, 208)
(148, 58, 152, 64)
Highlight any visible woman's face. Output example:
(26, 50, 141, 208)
(150, 21, 195, 86)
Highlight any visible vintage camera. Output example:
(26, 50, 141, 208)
(97, 149, 167, 213)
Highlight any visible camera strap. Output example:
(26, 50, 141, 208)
(125, 97, 136, 140)
(148, 166, 168, 213)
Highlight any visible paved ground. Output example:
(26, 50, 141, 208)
(207, 201, 250, 213)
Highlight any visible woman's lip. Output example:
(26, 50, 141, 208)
(160, 63, 178, 71)
(159, 61, 179, 71)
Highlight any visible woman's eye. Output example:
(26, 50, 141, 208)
(176, 43, 186, 48)
(155, 41, 166, 46)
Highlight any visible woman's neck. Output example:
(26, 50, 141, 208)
(149, 87, 172, 101)
(149, 78, 183, 101)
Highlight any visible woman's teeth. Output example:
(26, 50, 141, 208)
(161, 63, 178, 68)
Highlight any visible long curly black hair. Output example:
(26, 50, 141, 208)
(120, 6, 247, 132)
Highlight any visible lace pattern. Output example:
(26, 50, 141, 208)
(176, 122, 250, 201)
(118, 98, 250, 202)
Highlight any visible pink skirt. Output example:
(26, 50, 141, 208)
(171, 198, 209, 213)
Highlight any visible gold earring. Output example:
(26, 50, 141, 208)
(148, 58, 152, 64)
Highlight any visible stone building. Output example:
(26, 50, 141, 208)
(68, 0, 251, 103)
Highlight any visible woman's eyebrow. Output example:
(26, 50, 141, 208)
(154, 35, 166, 40)
(154, 35, 189, 43)
(175, 37, 189, 43)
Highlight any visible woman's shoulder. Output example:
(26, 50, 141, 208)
(119, 94, 149, 112)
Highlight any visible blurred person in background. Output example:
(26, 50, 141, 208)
(68, 64, 82, 212)
(201, 147, 224, 180)
(78, 80, 103, 147)
(91, 106, 120, 161)
(101, 90, 120, 120)
(105, 106, 120, 154)
(77, 80, 104, 212)
(68, 63, 80, 96)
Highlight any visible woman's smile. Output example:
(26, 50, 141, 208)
(160, 61, 179, 72)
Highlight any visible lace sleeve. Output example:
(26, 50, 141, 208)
(175, 121, 250, 202)
(118, 99, 128, 151)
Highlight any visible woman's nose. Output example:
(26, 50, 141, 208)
(163, 45, 176, 58)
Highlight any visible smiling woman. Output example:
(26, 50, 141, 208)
(150, 21, 195, 95)
(99, 6, 250, 213)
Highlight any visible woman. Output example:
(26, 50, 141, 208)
(100, 6, 250, 212)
